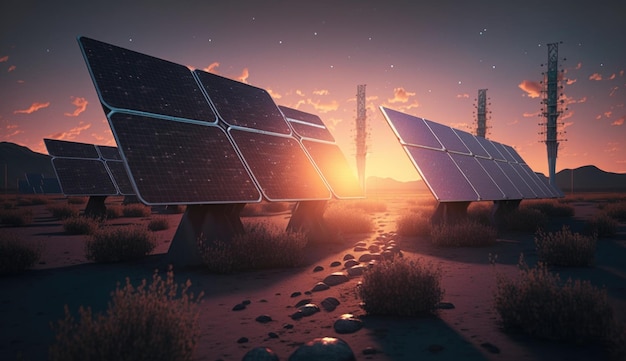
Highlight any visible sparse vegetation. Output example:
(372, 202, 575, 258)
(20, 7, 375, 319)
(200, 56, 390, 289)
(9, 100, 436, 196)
(585, 212, 618, 238)
(323, 202, 374, 234)
(358, 257, 444, 316)
(122, 204, 152, 218)
(199, 221, 307, 273)
(0, 208, 34, 226)
(395, 210, 431, 237)
(105, 204, 123, 219)
(430, 220, 497, 247)
(467, 202, 495, 226)
(66, 197, 87, 205)
(147, 216, 170, 231)
(47, 204, 80, 220)
(86, 225, 156, 263)
(15, 195, 50, 206)
(601, 201, 626, 222)
(523, 199, 575, 218)
(535, 226, 596, 267)
(62, 215, 101, 235)
(0, 232, 41, 275)
(345, 199, 387, 213)
(501, 207, 549, 233)
(49, 269, 202, 361)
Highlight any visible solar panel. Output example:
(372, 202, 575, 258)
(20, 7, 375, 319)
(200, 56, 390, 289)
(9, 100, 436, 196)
(109, 111, 262, 205)
(501, 143, 526, 164)
(448, 153, 504, 200)
(380, 107, 443, 149)
(78, 36, 217, 123)
(426, 119, 471, 155)
(97, 145, 122, 161)
(104, 160, 136, 195)
(194, 70, 291, 135)
(52, 158, 118, 196)
(279, 105, 335, 142)
(497, 162, 536, 198)
(492, 141, 517, 163)
(45, 138, 99, 159)
(453, 129, 491, 158)
(475, 137, 506, 161)
(476, 157, 523, 199)
(229, 128, 331, 201)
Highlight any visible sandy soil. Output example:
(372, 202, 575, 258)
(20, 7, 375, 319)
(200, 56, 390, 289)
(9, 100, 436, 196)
(0, 193, 625, 361)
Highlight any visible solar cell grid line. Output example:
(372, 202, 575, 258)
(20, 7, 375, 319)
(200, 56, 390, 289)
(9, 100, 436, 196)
(44, 138, 100, 159)
(109, 112, 262, 205)
(104, 160, 136, 195)
(475, 157, 523, 199)
(502, 143, 526, 164)
(492, 141, 518, 163)
(97, 145, 122, 161)
(52, 158, 118, 196)
(404, 146, 479, 202)
(424, 118, 471, 155)
(519, 163, 554, 198)
(380, 107, 443, 150)
(452, 128, 491, 158)
(278, 105, 335, 142)
(496, 161, 537, 198)
(301, 139, 363, 199)
(448, 153, 506, 200)
(78, 36, 217, 123)
(194, 70, 292, 135)
(229, 128, 331, 201)
(511, 162, 544, 198)
(475, 136, 506, 161)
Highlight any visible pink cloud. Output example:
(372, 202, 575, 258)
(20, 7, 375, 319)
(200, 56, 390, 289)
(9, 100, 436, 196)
(313, 89, 329, 96)
(64, 97, 88, 117)
(523, 111, 541, 118)
(612, 116, 624, 126)
(566, 78, 577, 85)
(609, 86, 619, 97)
(14, 102, 50, 114)
(388, 87, 416, 103)
(203, 62, 220, 73)
(306, 98, 339, 113)
(456, 93, 469, 99)
(48, 122, 92, 140)
(605, 111, 612, 118)
(575, 62, 582, 70)
(589, 73, 602, 81)
(518, 80, 541, 98)
(596, 114, 602, 120)
(295, 90, 305, 97)
(0, 55, 7, 62)
(620, 70, 624, 77)
(236, 68, 249, 83)
(266, 88, 282, 99)
(608, 73, 616, 80)
(8, 65, 16, 72)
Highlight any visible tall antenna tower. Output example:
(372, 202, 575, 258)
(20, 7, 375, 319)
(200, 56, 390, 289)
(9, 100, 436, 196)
(540, 42, 567, 187)
(474, 88, 490, 138)
(355, 84, 367, 190)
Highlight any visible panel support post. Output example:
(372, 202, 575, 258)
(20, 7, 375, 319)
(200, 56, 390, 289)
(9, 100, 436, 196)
(167, 203, 245, 268)
(492, 199, 521, 232)
(287, 200, 329, 242)
(431, 201, 471, 225)
(84, 195, 107, 219)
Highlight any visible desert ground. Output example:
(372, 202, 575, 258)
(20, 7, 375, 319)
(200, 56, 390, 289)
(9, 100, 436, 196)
(1, 191, 625, 361)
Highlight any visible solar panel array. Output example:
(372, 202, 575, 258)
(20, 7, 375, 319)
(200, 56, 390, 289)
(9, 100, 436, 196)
(78, 36, 361, 205)
(44, 138, 136, 196)
(380, 106, 562, 202)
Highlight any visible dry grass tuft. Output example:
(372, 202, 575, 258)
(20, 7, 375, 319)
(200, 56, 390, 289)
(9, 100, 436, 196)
(86, 225, 156, 263)
(430, 220, 497, 247)
(323, 202, 374, 234)
(0, 232, 41, 275)
(535, 226, 596, 267)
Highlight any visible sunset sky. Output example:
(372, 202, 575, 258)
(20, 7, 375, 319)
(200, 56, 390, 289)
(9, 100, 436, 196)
(1, 0, 624, 182)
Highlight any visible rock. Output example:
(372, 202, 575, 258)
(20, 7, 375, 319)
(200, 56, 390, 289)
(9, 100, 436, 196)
(330, 261, 342, 267)
(357, 254, 373, 262)
(256, 315, 272, 323)
(320, 297, 340, 312)
(436, 302, 455, 309)
(242, 347, 279, 361)
(311, 282, 330, 292)
(354, 241, 367, 247)
(232, 303, 246, 311)
(242, 300, 252, 305)
(347, 265, 366, 277)
(353, 246, 367, 252)
(237, 337, 249, 343)
(323, 272, 349, 286)
(333, 314, 363, 334)
(268, 332, 279, 339)
(368, 245, 380, 253)
(313, 265, 324, 273)
(288, 337, 356, 361)
(283, 323, 294, 329)
(299, 303, 320, 316)
(291, 291, 302, 298)
(343, 254, 354, 261)
(295, 298, 312, 308)
(343, 259, 359, 268)
(291, 311, 304, 320)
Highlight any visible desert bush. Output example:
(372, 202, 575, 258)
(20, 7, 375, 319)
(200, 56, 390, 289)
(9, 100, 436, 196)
(585, 213, 618, 238)
(467, 202, 494, 226)
(0, 208, 34, 226)
(358, 257, 444, 316)
(49, 269, 202, 361)
(523, 199, 575, 218)
(535, 226, 596, 267)
(396, 211, 431, 237)
(262, 201, 292, 213)
(62, 215, 100, 235)
(494, 258, 623, 351)
(430, 220, 497, 247)
(501, 207, 548, 233)
(602, 201, 626, 222)
(86, 225, 156, 263)
(0, 233, 41, 275)
(199, 222, 307, 273)
(16, 195, 49, 206)
(47, 204, 80, 220)
(164, 204, 186, 214)
(148, 216, 170, 231)
(66, 197, 87, 205)
(122, 204, 152, 218)
(323, 203, 374, 234)
(105, 204, 123, 219)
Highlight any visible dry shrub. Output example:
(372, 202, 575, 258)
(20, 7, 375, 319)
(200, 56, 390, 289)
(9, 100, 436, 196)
(494, 257, 624, 353)
(323, 203, 374, 234)
(535, 226, 596, 267)
(86, 225, 156, 263)
(523, 199, 575, 218)
(467, 202, 494, 226)
(47, 203, 80, 220)
(0, 232, 41, 275)
(49, 269, 202, 361)
(66, 197, 87, 205)
(501, 207, 548, 233)
(148, 216, 170, 231)
(62, 215, 101, 235)
(0, 208, 34, 226)
(199, 222, 307, 273)
(430, 220, 497, 247)
(122, 204, 152, 218)
(105, 204, 123, 219)
(395, 211, 431, 237)
(586, 213, 618, 238)
(601, 201, 626, 222)
(16, 195, 49, 206)
(359, 257, 444, 316)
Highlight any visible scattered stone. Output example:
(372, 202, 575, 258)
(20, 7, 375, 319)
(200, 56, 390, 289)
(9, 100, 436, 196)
(288, 337, 356, 361)
(428, 344, 444, 353)
(330, 261, 342, 267)
(354, 241, 367, 247)
(304, 291, 313, 295)
(347, 265, 366, 277)
(291, 291, 302, 298)
(299, 303, 320, 316)
(256, 315, 273, 323)
(268, 332, 279, 339)
(283, 323, 294, 329)
(436, 302, 455, 310)
(358, 254, 373, 262)
(323, 272, 349, 286)
(353, 246, 367, 252)
(295, 298, 312, 308)
(333, 314, 363, 334)
(313, 265, 324, 273)
(242, 300, 251, 306)
(311, 282, 330, 292)
(344, 259, 359, 268)
(242, 347, 279, 361)
(291, 311, 304, 320)
(237, 337, 249, 344)
(259, 299, 268, 303)
(362, 347, 377, 355)
(343, 254, 354, 261)
(481, 342, 500, 354)
(368, 245, 380, 253)
(381, 250, 394, 260)
(320, 297, 340, 312)
(232, 303, 246, 311)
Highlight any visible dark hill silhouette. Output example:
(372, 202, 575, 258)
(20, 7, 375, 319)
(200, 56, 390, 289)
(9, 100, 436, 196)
(556, 165, 626, 192)
(0, 142, 55, 191)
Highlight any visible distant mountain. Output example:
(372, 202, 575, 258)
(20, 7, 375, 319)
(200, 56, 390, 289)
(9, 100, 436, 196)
(366, 176, 427, 193)
(0, 142, 55, 191)
(556, 165, 626, 192)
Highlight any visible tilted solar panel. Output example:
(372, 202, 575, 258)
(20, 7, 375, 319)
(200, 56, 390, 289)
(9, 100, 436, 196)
(279, 105, 335, 142)
(476, 157, 523, 199)
(475, 136, 506, 161)
(97, 145, 123, 161)
(448, 153, 505, 200)
(497, 162, 536, 198)
(426, 119, 471, 155)
(380, 107, 443, 149)
(52, 158, 117, 196)
(78, 36, 217, 123)
(453, 129, 491, 158)
(104, 160, 136, 195)
(492, 141, 517, 163)
(109, 112, 261, 205)
(45, 138, 100, 159)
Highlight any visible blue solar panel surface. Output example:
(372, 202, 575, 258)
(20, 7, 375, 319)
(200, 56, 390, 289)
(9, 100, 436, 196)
(279, 105, 335, 142)
(45, 138, 100, 159)
(52, 158, 118, 196)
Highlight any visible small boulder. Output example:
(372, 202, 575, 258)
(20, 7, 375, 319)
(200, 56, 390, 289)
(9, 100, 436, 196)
(333, 314, 363, 334)
(242, 347, 279, 361)
(288, 337, 356, 361)
(323, 272, 349, 286)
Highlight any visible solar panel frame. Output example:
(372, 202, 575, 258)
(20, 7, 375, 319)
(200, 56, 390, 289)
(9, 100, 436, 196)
(104, 160, 136, 195)
(44, 138, 100, 159)
(492, 141, 518, 163)
(497, 161, 537, 198)
(453, 129, 491, 158)
(97, 145, 123, 161)
(279, 105, 335, 142)
(475, 136, 506, 161)
(51, 158, 118, 196)
(380, 107, 443, 150)
(448, 153, 505, 201)
(475, 157, 523, 200)
(425, 119, 471, 155)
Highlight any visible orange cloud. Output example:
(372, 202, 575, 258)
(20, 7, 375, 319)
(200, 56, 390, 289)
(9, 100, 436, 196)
(13, 102, 50, 114)
(295, 90, 305, 97)
(523, 111, 540, 118)
(306, 98, 339, 113)
(0, 55, 7, 62)
(612, 116, 624, 126)
(608, 73, 616, 80)
(518, 80, 541, 98)
(575, 62, 582, 70)
(566, 78, 577, 85)
(388, 87, 415, 103)
(456, 93, 469, 99)
(266, 88, 282, 99)
(236, 68, 249, 83)
(203, 62, 220, 73)
(609, 86, 619, 97)
(589, 73, 602, 81)
(64, 97, 88, 117)
(2, 124, 23, 138)
(605, 111, 612, 118)
(48, 122, 92, 140)
(313, 89, 329, 96)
